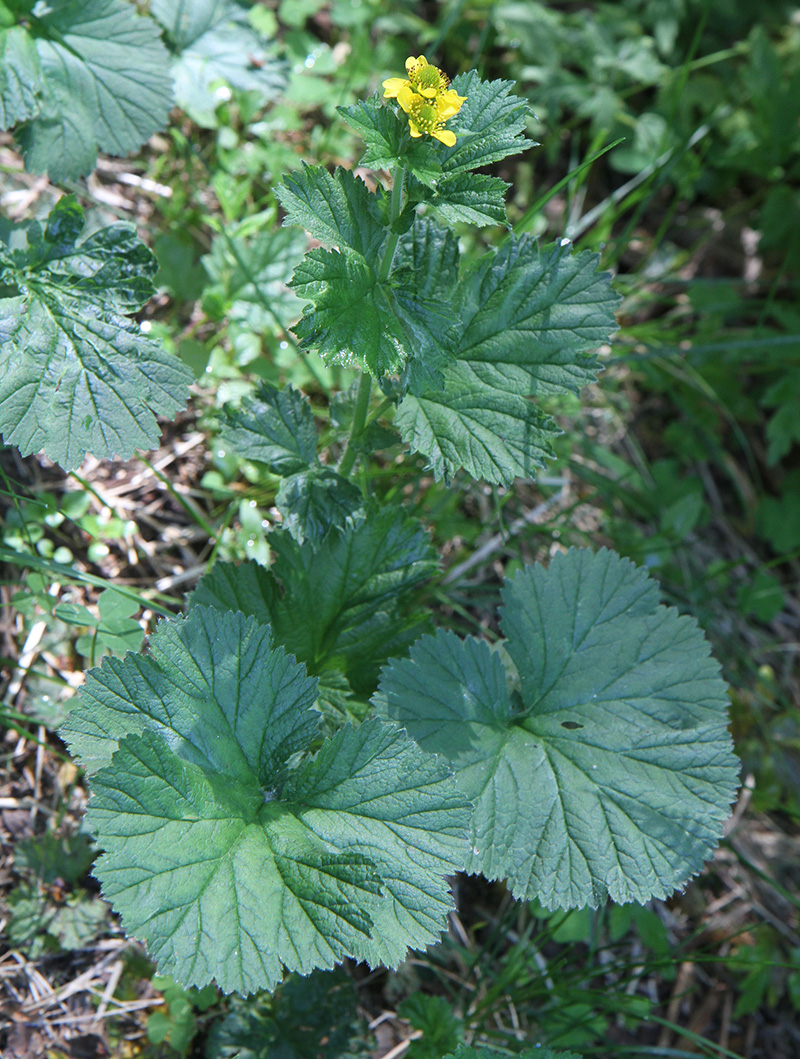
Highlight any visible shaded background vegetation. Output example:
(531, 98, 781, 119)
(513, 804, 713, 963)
(2, 0, 800, 1056)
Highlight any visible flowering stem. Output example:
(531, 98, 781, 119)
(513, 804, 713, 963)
(338, 167, 407, 480)
(338, 372, 371, 479)
(377, 166, 405, 283)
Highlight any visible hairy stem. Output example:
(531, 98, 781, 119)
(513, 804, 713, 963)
(337, 371, 372, 478)
(338, 167, 406, 478)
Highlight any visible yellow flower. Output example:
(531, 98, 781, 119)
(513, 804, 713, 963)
(382, 56, 466, 146)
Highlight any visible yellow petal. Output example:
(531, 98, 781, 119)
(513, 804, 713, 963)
(408, 121, 422, 138)
(437, 89, 466, 118)
(396, 84, 418, 114)
(432, 128, 457, 147)
(383, 77, 408, 99)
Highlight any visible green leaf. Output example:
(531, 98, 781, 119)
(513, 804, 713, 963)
(276, 165, 388, 259)
(219, 382, 319, 476)
(17, 0, 173, 181)
(67, 607, 469, 993)
(0, 198, 192, 469)
(61, 607, 319, 776)
(338, 98, 443, 188)
(410, 171, 511, 228)
(378, 548, 739, 909)
(206, 968, 370, 1059)
(202, 226, 307, 331)
(87, 726, 382, 994)
(275, 466, 363, 544)
(291, 221, 458, 378)
(0, 25, 41, 129)
(14, 832, 95, 886)
(442, 72, 536, 174)
(400, 994, 463, 1059)
(152, 0, 286, 128)
(191, 509, 437, 692)
(394, 238, 619, 484)
(291, 248, 405, 374)
(283, 718, 470, 968)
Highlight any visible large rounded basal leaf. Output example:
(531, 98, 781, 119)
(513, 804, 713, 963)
(18, 0, 173, 181)
(377, 548, 739, 909)
(65, 609, 469, 994)
(61, 607, 321, 777)
(87, 727, 382, 995)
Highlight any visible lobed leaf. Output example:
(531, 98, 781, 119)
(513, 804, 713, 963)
(276, 165, 388, 259)
(395, 237, 619, 484)
(421, 172, 511, 228)
(17, 0, 173, 181)
(442, 72, 536, 174)
(378, 548, 739, 910)
(219, 382, 319, 476)
(191, 509, 437, 692)
(64, 608, 469, 993)
(0, 198, 192, 469)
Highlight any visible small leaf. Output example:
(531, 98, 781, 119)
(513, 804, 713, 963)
(206, 968, 371, 1059)
(276, 165, 388, 258)
(400, 994, 463, 1059)
(219, 383, 319, 476)
(378, 548, 739, 909)
(275, 466, 363, 544)
(0, 198, 192, 469)
(17, 0, 173, 180)
(338, 98, 443, 188)
(53, 602, 97, 627)
(152, 0, 286, 128)
(441, 72, 535, 174)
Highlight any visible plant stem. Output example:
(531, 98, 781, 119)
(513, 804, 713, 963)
(338, 167, 406, 478)
(377, 166, 405, 283)
(338, 372, 372, 478)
